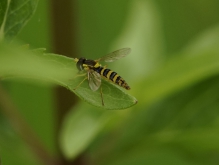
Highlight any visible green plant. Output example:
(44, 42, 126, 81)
(1, 0, 219, 165)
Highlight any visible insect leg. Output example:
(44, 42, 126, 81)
(100, 86, 104, 106)
(74, 72, 86, 78)
(73, 76, 88, 90)
(67, 73, 87, 90)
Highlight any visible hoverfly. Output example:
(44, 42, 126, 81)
(73, 48, 131, 106)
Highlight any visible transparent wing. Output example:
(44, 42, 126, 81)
(96, 48, 131, 62)
(88, 70, 101, 91)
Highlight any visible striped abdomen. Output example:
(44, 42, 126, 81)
(94, 66, 130, 90)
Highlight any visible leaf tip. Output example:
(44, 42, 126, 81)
(134, 99, 138, 104)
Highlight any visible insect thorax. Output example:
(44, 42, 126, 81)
(76, 58, 99, 71)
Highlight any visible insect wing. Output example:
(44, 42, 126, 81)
(88, 70, 101, 91)
(97, 48, 131, 62)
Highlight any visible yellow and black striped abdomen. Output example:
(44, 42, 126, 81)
(94, 66, 130, 90)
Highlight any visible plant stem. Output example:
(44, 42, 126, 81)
(0, 84, 58, 165)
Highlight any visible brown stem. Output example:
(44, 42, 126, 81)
(49, 0, 84, 165)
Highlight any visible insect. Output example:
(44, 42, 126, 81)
(73, 48, 131, 106)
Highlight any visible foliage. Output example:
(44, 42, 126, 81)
(1, 0, 219, 165)
(0, 0, 38, 41)
(0, 45, 136, 109)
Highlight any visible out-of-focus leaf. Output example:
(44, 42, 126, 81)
(87, 26, 219, 165)
(0, 0, 38, 41)
(0, 1, 7, 29)
(0, 119, 40, 165)
(134, 25, 219, 107)
(95, 75, 219, 165)
(155, 0, 219, 54)
(111, 0, 164, 81)
(59, 104, 115, 159)
(0, 43, 137, 110)
(104, 149, 196, 165)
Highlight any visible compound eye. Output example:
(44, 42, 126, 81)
(76, 58, 85, 71)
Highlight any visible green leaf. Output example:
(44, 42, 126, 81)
(59, 104, 114, 159)
(0, 42, 137, 110)
(134, 26, 219, 107)
(0, 1, 7, 29)
(85, 26, 219, 165)
(111, 0, 164, 81)
(0, 0, 38, 41)
(105, 149, 195, 165)
(67, 75, 137, 110)
(0, 119, 40, 165)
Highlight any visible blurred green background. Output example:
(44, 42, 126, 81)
(1, 0, 219, 164)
